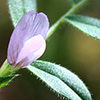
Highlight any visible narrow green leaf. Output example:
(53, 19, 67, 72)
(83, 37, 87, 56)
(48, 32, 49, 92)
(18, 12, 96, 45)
(8, 0, 37, 27)
(23, 0, 37, 12)
(27, 60, 92, 100)
(64, 15, 100, 40)
(8, 0, 24, 27)
(0, 75, 18, 88)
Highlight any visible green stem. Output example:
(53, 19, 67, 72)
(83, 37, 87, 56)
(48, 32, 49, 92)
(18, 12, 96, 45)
(46, 0, 89, 40)
(65, 0, 89, 16)
(0, 60, 20, 77)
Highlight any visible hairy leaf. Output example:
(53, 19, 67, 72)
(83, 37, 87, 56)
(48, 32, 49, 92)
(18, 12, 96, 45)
(64, 15, 100, 40)
(8, 0, 24, 27)
(8, 0, 37, 27)
(23, 0, 37, 13)
(27, 60, 92, 100)
(0, 75, 18, 88)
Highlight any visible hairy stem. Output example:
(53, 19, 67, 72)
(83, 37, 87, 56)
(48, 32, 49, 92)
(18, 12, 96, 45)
(46, 0, 89, 40)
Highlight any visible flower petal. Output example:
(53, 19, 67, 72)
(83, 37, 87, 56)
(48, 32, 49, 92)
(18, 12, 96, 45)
(7, 10, 49, 65)
(29, 12, 49, 39)
(15, 35, 46, 67)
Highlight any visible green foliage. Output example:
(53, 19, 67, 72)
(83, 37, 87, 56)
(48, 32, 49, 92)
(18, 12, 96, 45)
(0, 75, 18, 88)
(8, 0, 24, 27)
(7, 0, 93, 99)
(8, 0, 37, 27)
(23, 0, 37, 13)
(64, 15, 100, 40)
(0, 60, 20, 88)
(27, 60, 92, 100)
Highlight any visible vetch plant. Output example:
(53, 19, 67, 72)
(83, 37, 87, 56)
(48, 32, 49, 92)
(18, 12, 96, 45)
(0, 10, 49, 77)
(1, 0, 100, 100)
(7, 11, 49, 67)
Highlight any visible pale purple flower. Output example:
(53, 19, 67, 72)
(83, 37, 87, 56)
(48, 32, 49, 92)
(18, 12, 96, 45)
(7, 10, 49, 67)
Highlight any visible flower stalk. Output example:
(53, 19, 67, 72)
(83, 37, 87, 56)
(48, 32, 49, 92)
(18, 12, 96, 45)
(46, 0, 90, 40)
(0, 60, 20, 77)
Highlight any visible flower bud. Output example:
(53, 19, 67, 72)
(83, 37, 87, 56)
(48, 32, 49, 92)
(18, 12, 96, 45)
(7, 10, 49, 67)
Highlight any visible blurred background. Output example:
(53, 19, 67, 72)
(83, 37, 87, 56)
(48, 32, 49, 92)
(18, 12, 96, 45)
(0, 0, 100, 100)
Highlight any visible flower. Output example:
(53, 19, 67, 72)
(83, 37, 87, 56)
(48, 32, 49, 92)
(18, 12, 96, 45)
(7, 10, 49, 67)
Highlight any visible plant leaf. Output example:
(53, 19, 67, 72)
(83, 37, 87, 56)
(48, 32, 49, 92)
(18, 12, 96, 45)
(8, 0, 24, 27)
(64, 15, 100, 40)
(27, 60, 92, 100)
(8, 0, 37, 27)
(0, 75, 18, 88)
(23, 0, 37, 13)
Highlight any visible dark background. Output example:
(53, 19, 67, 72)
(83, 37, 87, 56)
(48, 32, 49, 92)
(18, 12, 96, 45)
(0, 0, 100, 100)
